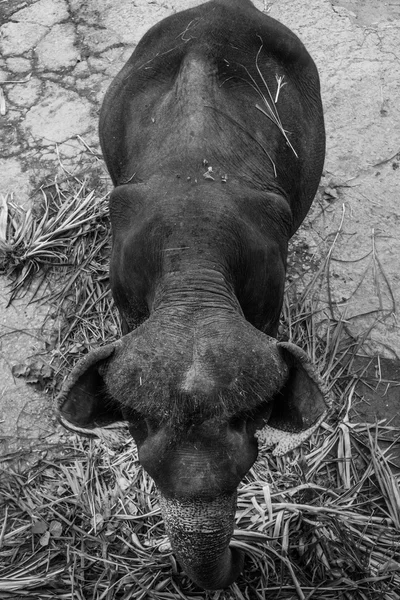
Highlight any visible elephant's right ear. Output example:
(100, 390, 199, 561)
(56, 342, 125, 439)
(256, 341, 331, 456)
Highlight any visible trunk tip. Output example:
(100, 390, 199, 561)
(194, 546, 244, 591)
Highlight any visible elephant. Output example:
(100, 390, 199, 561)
(57, 0, 329, 590)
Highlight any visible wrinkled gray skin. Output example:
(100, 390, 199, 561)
(57, 0, 329, 590)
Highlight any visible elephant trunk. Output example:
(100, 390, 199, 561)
(159, 492, 243, 590)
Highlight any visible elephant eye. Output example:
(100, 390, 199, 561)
(229, 414, 248, 432)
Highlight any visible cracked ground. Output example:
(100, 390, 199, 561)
(0, 0, 399, 456)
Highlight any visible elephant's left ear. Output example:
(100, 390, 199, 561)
(256, 341, 332, 456)
(56, 341, 126, 442)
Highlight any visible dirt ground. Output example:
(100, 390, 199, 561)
(0, 0, 399, 459)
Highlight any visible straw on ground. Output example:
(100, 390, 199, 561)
(0, 175, 399, 599)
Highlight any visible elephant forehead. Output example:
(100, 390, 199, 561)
(179, 357, 238, 395)
(181, 362, 216, 395)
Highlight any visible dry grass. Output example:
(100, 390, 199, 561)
(1, 178, 400, 599)
(0, 175, 119, 384)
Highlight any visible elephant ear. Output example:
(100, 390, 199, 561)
(256, 341, 331, 456)
(56, 341, 126, 443)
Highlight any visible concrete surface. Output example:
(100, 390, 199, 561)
(0, 0, 399, 454)
(0, 279, 59, 457)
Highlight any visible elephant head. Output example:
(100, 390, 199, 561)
(57, 313, 330, 590)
